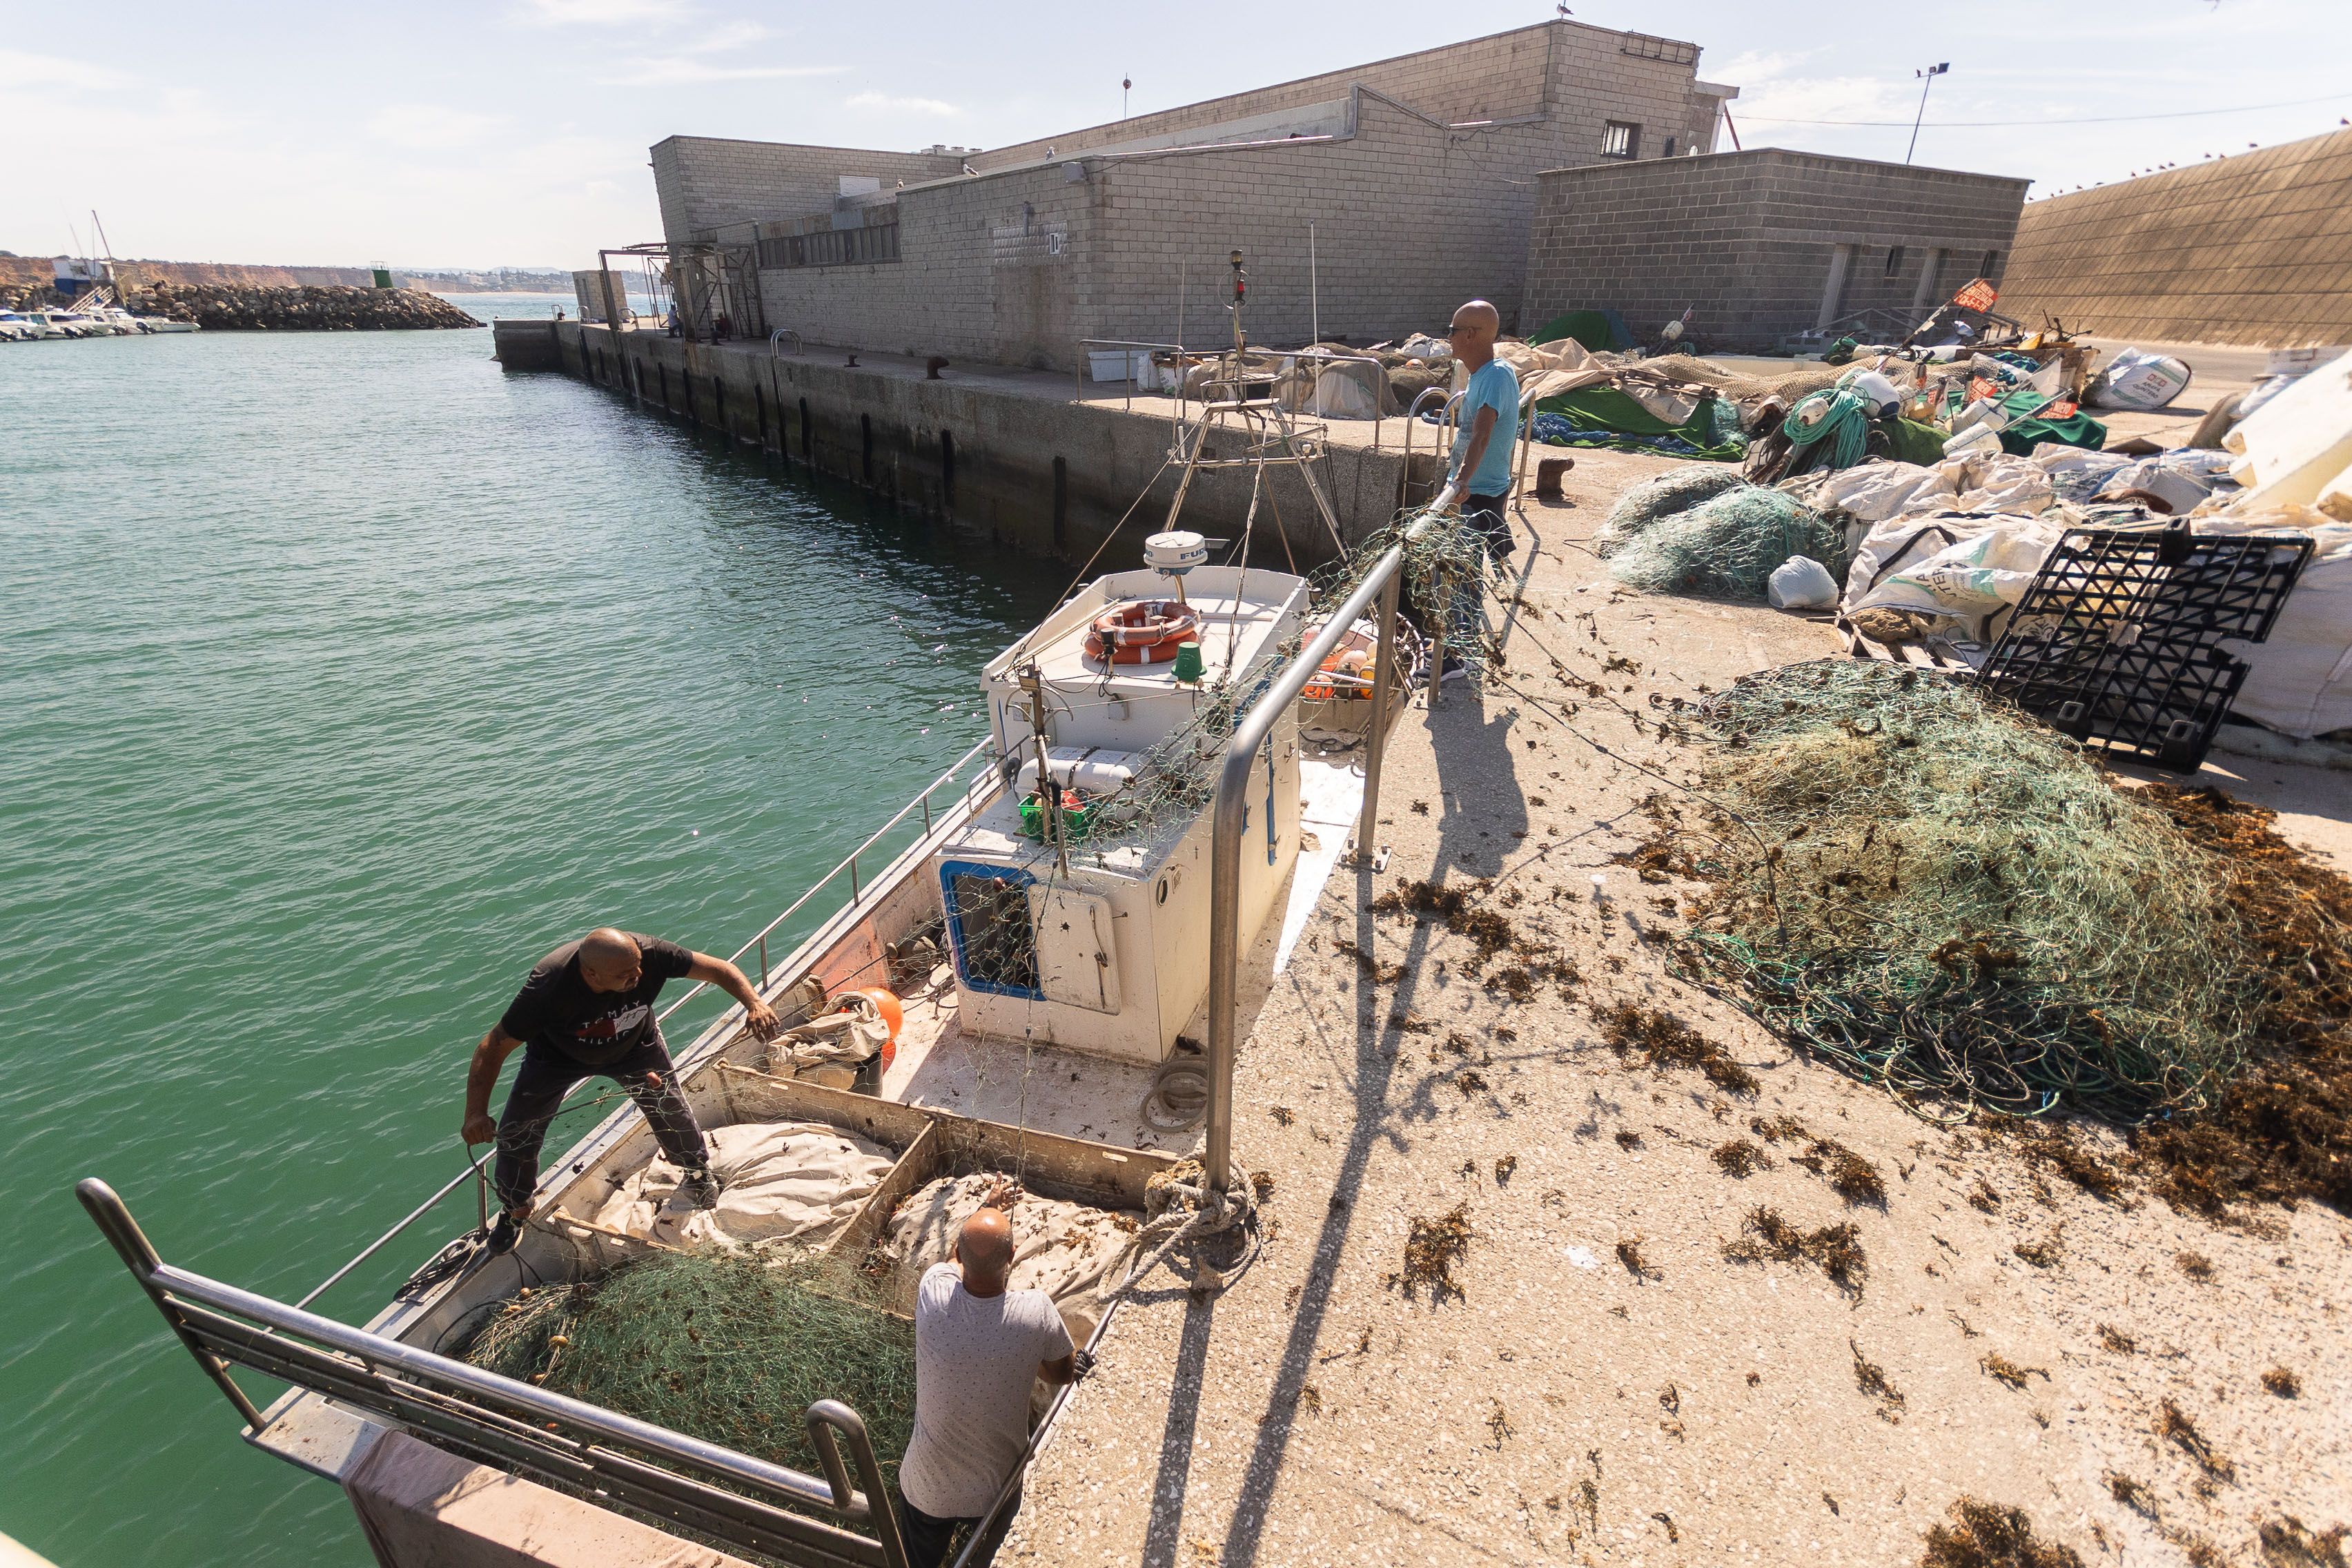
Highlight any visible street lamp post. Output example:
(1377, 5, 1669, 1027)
(1908, 63, 1950, 164)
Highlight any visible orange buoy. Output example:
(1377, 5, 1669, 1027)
(1084, 599, 1199, 665)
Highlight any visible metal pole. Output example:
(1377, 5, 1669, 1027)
(1205, 527, 1426, 1193)
(1355, 569, 1402, 864)
(76, 1179, 268, 1429)
(1907, 65, 1947, 165)
(1309, 224, 1319, 346)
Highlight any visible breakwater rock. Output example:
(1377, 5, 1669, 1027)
(124, 282, 484, 331)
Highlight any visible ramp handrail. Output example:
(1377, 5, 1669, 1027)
(1202, 485, 1455, 1191)
(77, 1179, 910, 1568)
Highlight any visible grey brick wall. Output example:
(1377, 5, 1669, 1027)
(1522, 148, 2027, 349)
(653, 137, 965, 241)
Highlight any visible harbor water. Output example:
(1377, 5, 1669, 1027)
(0, 297, 1064, 1567)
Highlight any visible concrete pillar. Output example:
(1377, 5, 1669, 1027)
(1911, 248, 1946, 312)
(1816, 244, 1856, 331)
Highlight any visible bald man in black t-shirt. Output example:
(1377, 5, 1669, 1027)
(461, 927, 781, 1254)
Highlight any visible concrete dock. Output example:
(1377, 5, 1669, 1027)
(493, 320, 1441, 561)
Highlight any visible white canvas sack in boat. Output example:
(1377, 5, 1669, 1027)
(2086, 348, 2193, 411)
(589, 1121, 894, 1251)
(2219, 522, 2352, 739)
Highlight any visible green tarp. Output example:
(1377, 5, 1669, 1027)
(1531, 308, 1633, 353)
(1532, 386, 1747, 461)
(1995, 386, 2107, 455)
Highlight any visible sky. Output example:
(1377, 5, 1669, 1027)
(3, 0, 2346, 271)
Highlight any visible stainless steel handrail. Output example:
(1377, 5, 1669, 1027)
(295, 736, 1000, 1309)
(1073, 337, 1188, 415)
(770, 328, 805, 357)
(79, 1179, 910, 1567)
(1202, 489, 1453, 1192)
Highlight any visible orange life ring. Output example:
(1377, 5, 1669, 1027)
(1084, 599, 1199, 665)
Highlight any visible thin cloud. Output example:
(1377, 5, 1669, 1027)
(513, 0, 687, 26)
(366, 105, 512, 152)
(598, 58, 844, 85)
(846, 91, 962, 117)
(0, 49, 133, 91)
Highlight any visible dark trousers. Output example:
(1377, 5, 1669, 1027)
(1462, 490, 1513, 560)
(896, 1487, 1019, 1568)
(493, 1033, 709, 1214)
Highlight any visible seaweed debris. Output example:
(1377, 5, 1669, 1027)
(1725, 1205, 1868, 1295)
(1594, 1000, 1760, 1095)
(1791, 1137, 1886, 1204)
(1979, 1352, 2048, 1390)
(1712, 1139, 1768, 1176)
(2155, 1398, 2235, 1482)
(1918, 1497, 2085, 1568)
(2260, 1366, 2301, 1398)
(2257, 1518, 2347, 1567)
(1396, 1203, 1473, 1302)
(1848, 1339, 1905, 1420)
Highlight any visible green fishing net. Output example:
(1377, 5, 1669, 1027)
(462, 1250, 917, 1486)
(1594, 466, 1747, 558)
(1654, 660, 2251, 1120)
(1607, 485, 1843, 602)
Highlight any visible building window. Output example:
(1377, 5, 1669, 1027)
(1602, 121, 1640, 159)
(1663, 135, 1677, 158)
(1884, 245, 1906, 278)
(1979, 249, 2001, 279)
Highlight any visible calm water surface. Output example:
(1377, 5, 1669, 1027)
(0, 298, 1061, 1566)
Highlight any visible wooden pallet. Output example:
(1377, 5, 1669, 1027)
(1838, 615, 1979, 674)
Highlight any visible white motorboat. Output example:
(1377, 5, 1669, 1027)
(0, 311, 35, 342)
(138, 315, 198, 333)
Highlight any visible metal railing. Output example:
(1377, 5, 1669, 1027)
(1202, 488, 1453, 1193)
(78, 1179, 910, 1568)
(291, 736, 1002, 1311)
(1072, 337, 1188, 413)
(770, 328, 805, 357)
(1075, 340, 1396, 449)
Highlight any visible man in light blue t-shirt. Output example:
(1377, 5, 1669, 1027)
(1447, 297, 1519, 562)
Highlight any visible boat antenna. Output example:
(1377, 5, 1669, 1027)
(1019, 663, 1069, 879)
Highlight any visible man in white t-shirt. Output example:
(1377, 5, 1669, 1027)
(896, 1207, 1081, 1567)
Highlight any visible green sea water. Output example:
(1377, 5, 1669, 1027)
(0, 302, 1061, 1567)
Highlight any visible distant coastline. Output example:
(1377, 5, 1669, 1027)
(0, 253, 571, 310)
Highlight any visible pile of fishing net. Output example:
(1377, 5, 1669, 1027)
(463, 1250, 917, 1484)
(1647, 660, 2252, 1120)
(1312, 505, 1501, 684)
(1596, 467, 1843, 601)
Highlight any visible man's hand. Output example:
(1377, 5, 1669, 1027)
(463, 1110, 498, 1146)
(1072, 1347, 1096, 1382)
(743, 997, 782, 1041)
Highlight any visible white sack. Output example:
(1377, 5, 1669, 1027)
(589, 1121, 894, 1252)
(1308, 359, 1381, 420)
(1767, 556, 1840, 609)
(2223, 350, 2352, 511)
(881, 1173, 1142, 1349)
(1848, 514, 2061, 620)
(2086, 348, 2193, 411)
(2220, 522, 2352, 739)
(1799, 458, 1957, 523)
(1954, 453, 2055, 515)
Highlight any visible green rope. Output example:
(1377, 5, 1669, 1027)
(1783, 385, 1871, 471)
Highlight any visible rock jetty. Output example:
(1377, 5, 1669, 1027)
(123, 281, 483, 331)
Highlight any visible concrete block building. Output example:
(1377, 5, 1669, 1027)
(649, 21, 1738, 369)
(1521, 148, 2029, 351)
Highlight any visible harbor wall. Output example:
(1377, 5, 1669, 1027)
(497, 320, 1431, 561)
(1997, 126, 2352, 348)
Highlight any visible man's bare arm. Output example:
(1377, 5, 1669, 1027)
(462, 1027, 523, 1145)
(685, 951, 782, 1038)
(1451, 404, 1500, 500)
(1037, 1351, 1078, 1386)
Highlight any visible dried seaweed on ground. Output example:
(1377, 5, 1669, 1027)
(1968, 1179, 2002, 1213)
(1919, 1497, 2086, 1568)
(1615, 1129, 1645, 1150)
(2104, 1473, 2155, 1514)
(1725, 1206, 1867, 1294)
(2013, 1228, 2064, 1268)
(2175, 1250, 2215, 1281)
(1848, 1339, 1905, 1418)
(1792, 1137, 1886, 1204)
(1493, 1154, 1518, 1184)
(1397, 1203, 1473, 1302)
(2260, 1366, 2302, 1398)
(2258, 1517, 2348, 1567)
(2096, 1324, 2137, 1355)
(2156, 1398, 2235, 1482)
(1979, 1352, 2048, 1390)
(1712, 1139, 1768, 1176)
(1595, 999, 1760, 1095)
(2126, 786, 2352, 1217)
(1616, 1237, 1658, 1280)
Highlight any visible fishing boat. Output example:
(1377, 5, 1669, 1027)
(79, 332, 1450, 1568)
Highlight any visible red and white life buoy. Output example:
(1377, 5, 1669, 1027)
(1084, 599, 1199, 665)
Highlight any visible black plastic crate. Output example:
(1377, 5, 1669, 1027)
(1980, 521, 2313, 772)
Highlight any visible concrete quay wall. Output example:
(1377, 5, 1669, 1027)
(494, 320, 1431, 561)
